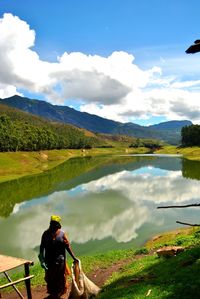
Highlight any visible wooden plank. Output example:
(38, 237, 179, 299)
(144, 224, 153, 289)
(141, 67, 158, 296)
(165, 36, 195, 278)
(0, 255, 33, 272)
(4, 272, 24, 299)
(0, 275, 34, 289)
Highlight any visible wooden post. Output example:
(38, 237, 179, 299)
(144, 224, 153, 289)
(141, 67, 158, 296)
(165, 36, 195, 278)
(24, 263, 32, 299)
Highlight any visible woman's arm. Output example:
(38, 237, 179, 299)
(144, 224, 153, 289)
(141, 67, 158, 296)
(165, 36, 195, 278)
(38, 233, 48, 270)
(63, 233, 78, 262)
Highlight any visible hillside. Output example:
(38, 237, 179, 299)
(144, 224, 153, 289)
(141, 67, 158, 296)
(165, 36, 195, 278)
(0, 95, 192, 144)
(0, 103, 105, 151)
(0, 104, 162, 153)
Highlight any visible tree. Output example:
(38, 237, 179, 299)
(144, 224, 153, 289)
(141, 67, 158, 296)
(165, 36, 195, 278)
(181, 125, 200, 146)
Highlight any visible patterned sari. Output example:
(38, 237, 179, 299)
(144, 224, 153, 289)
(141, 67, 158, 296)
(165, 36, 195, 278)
(45, 256, 71, 297)
(40, 228, 72, 298)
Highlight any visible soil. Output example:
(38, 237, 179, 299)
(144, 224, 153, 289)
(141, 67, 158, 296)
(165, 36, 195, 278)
(1, 257, 135, 299)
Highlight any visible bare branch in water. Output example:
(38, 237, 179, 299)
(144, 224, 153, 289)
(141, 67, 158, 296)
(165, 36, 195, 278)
(157, 204, 200, 209)
(176, 221, 200, 227)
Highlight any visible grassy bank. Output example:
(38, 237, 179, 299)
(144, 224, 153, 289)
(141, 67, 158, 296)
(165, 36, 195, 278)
(1, 227, 200, 298)
(155, 145, 200, 161)
(0, 147, 149, 183)
(1, 145, 200, 183)
(99, 227, 200, 299)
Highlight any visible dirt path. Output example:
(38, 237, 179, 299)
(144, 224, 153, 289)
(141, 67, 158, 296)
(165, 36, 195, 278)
(1, 257, 136, 299)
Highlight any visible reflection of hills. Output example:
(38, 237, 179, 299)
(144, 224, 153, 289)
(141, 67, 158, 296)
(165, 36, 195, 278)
(148, 156, 182, 172)
(0, 155, 182, 217)
(182, 159, 200, 181)
(62, 156, 182, 190)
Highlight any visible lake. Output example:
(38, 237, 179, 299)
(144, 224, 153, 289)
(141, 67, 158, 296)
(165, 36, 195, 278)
(1, 154, 200, 261)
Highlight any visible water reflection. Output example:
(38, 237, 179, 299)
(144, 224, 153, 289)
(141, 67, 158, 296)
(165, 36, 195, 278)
(1, 155, 200, 259)
(182, 158, 200, 180)
(0, 155, 153, 217)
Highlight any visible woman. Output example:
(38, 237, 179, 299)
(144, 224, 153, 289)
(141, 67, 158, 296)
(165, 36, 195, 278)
(39, 215, 78, 298)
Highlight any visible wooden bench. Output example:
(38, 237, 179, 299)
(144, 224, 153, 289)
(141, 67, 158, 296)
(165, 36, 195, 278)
(0, 254, 34, 299)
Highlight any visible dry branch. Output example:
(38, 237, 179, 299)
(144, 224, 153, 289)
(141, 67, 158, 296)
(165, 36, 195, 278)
(176, 221, 200, 227)
(157, 203, 200, 209)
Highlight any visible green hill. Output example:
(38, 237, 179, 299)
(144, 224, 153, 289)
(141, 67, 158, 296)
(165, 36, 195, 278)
(0, 95, 193, 144)
(0, 103, 165, 152)
(0, 103, 104, 151)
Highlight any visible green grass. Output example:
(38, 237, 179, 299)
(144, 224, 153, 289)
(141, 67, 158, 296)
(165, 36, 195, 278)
(98, 228, 200, 299)
(99, 248, 200, 299)
(0, 149, 84, 182)
(145, 227, 199, 249)
(0, 248, 136, 294)
(156, 145, 200, 161)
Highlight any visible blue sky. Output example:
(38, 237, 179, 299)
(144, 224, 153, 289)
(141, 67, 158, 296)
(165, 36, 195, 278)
(1, 0, 200, 125)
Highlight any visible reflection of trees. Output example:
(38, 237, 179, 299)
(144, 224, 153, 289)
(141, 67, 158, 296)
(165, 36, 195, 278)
(182, 158, 200, 181)
(0, 155, 184, 218)
(0, 155, 155, 217)
(0, 156, 108, 217)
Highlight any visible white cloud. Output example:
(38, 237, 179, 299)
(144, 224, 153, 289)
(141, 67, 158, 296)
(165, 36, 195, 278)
(0, 13, 54, 90)
(0, 83, 21, 98)
(1, 13, 200, 123)
(171, 79, 200, 89)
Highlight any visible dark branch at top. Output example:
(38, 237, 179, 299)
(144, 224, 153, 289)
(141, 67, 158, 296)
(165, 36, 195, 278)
(157, 203, 200, 209)
(186, 40, 200, 54)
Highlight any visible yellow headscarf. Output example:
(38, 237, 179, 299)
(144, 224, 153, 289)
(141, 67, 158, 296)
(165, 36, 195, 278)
(51, 215, 61, 223)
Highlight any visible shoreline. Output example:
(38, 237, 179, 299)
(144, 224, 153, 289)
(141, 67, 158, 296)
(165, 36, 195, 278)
(1, 145, 200, 183)
(0, 147, 150, 183)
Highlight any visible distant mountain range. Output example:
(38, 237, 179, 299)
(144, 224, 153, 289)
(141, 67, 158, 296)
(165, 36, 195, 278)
(0, 95, 192, 144)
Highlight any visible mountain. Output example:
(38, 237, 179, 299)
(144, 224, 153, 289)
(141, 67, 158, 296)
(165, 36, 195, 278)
(149, 120, 192, 131)
(0, 95, 119, 134)
(0, 95, 192, 144)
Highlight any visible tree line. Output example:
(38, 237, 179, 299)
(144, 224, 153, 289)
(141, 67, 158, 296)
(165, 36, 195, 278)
(0, 114, 101, 151)
(129, 138, 162, 149)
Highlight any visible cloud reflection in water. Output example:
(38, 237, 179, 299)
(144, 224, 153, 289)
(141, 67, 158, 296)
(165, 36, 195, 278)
(1, 162, 200, 259)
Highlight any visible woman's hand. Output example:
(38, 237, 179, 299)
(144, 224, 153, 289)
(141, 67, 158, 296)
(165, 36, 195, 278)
(73, 258, 79, 263)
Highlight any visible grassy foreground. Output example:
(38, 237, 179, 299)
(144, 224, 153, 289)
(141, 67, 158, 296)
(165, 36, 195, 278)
(1, 227, 200, 298)
(41, 227, 200, 299)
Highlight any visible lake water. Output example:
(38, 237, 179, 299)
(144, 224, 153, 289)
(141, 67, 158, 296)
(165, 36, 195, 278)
(1, 154, 200, 261)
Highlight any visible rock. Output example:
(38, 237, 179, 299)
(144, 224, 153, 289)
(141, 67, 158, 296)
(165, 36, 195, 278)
(39, 152, 48, 160)
(152, 235, 161, 241)
(156, 246, 184, 258)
